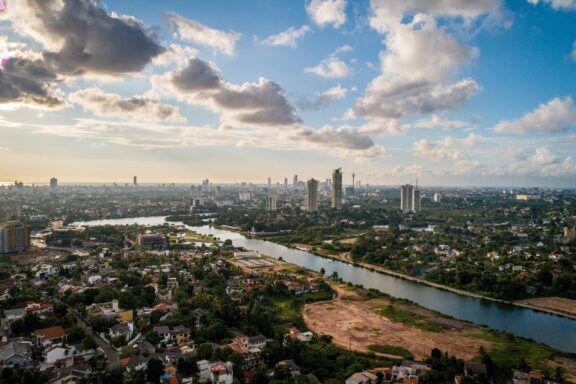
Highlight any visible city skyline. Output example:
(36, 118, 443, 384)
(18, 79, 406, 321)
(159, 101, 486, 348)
(0, 0, 575, 187)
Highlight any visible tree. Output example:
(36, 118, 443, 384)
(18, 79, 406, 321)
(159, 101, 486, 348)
(146, 358, 164, 384)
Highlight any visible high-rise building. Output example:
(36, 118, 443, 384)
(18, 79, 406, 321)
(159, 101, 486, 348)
(268, 177, 271, 187)
(400, 184, 414, 212)
(0, 222, 30, 254)
(331, 168, 342, 209)
(284, 178, 288, 188)
(293, 175, 298, 187)
(266, 195, 277, 211)
(49, 177, 58, 189)
(133, 176, 137, 186)
(412, 189, 421, 213)
(400, 184, 421, 213)
(305, 179, 319, 212)
(433, 193, 441, 203)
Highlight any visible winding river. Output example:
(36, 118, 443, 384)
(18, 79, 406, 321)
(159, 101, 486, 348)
(72, 216, 576, 353)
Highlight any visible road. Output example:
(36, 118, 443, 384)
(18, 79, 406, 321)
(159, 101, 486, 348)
(74, 314, 119, 364)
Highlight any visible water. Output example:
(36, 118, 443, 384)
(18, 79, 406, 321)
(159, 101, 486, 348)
(74, 216, 576, 353)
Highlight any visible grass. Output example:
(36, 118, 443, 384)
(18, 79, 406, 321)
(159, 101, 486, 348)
(375, 303, 443, 332)
(368, 344, 415, 360)
(271, 290, 334, 321)
(467, 329, 557, 374)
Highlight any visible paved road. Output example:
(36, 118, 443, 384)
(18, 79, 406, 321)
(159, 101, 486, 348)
(74, 315, 119, 364)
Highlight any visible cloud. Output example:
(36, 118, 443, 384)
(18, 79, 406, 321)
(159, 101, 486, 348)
(169, 58, 222, 92)
(153, 58, 301, 127)
(493, 97, 576, 134)
(305, 56, 351, 78)
(69, 88, 186, 123)
(351, 4, 486, 122)
(0, 57, 65, 108)
(166, 12, 240, 56)
(412, 133, 482, 161)
(306, 0, 347, 28)
(369, 0, 508, 35)
(352, 78, 479, 119)
(294, 125, 374, 151)
(298, 84, 349, 110)
(531, 147, 557, 165)
(262, 25, 311, 48)
(3, 0, 165, 76)
(527, 0, 576, 10)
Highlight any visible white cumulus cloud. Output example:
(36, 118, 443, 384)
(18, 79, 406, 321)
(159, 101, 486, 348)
(306, 0, 347, 28)
(527, 0, 576, 10)
(305, 56, 351, 78)
(493, 97, 576, 134)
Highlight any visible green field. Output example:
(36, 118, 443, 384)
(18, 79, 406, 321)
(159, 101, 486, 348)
(375, 303, 443, 332)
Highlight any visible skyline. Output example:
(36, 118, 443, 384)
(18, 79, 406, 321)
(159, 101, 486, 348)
(0, 0, 576, 187)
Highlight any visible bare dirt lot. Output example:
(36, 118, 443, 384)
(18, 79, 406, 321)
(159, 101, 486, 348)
(516, 297, 576, 318)
(303, 285, 493, 361)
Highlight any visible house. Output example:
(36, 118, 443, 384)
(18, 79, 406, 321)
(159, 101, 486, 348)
(346, 371, 378, 384)
(285, 327, 313, 343)
(25, 301, 54, 316)
(171, 326, 191, 343)
(210, 362, 233, 384)
(0, 340, 33, 368)
(121, 355, 148, 371)
(153, 326, 172, 343)
(133, 340, 155, 355)
(109, 322, 134, 340)
(44, 344, 78, 364)
(35, 326, 68, 347)
(3, 307, 26, 323)
(276, 359, 301, 377)
(46, 364, 92, 384)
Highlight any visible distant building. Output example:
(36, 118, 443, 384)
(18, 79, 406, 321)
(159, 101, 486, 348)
(238, 192, 251, 201)
(266, 195, 277, 211)
(0, 222, 30, 254)
(433, 193, 441, 203)
(284, 177, 288, 188)
(305, 179, 319, 212)
(332, 168, 342, 209)
(49, 177, 58, 189)
(293, 174, 298, 187)
(400, 184, 421, 213)
(133, 176, 137, 186)
(267, 177, 271, 187)
(137, 233, 167, 249)
(400, 184, 414, 212)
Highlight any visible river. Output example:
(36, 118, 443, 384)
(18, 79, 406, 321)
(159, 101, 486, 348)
(72, 216, 576, 353)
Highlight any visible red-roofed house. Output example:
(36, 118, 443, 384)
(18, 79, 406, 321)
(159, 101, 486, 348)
(35, 326, 67, 347)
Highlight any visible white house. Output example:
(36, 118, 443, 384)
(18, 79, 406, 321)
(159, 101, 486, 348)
(44, 344, 78, 364)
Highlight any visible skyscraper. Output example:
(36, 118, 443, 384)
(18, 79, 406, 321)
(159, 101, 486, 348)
(400, 184, 414, 212)
(284, 178, 288, 188)
(332, 168, 342, 209)
(412, 188, 421, 213)
(49, 177, 58, 189)
(266, 195, 277, 211)
(400, 184, 421, 213)
(0, 222, 30, 254)
(293, 174, 298, 187)
(268, 177, 271, 187)
(133, 176, 138, 186)
(305, 178, 319, 212)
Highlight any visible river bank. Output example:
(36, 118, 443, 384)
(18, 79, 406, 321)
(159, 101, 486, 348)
(237, 230, 576, 323)
(72, 217, 576, 353)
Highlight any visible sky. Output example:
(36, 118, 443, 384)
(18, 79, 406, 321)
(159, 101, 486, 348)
(0, 0, 575, 187)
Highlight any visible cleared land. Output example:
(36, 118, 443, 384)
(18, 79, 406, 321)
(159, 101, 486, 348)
(303, 285, 576, 382)
(516, 297, 576, 318)
(303, 285, 491, 361)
